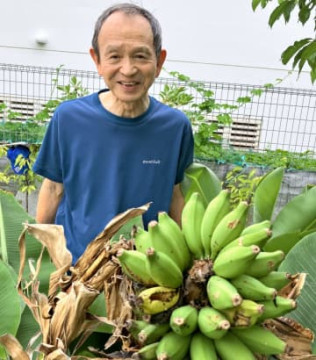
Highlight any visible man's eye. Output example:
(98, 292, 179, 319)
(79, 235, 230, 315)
(135, 54, 148, 60)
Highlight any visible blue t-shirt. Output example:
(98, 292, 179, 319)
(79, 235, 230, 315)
(33, 90, 194, 263)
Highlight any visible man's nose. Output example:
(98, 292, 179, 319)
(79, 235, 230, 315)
(120, 57, 137, 76)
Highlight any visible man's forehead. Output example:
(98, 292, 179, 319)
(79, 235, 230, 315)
(98, 13, 154, 48)
(104, 43, 152, 52)
(102, 11, 151, 30)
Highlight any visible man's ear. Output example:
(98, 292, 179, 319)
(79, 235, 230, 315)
(156, 49, 167, 77)
(89, 47, 101, 74)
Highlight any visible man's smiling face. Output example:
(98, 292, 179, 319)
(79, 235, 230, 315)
(90, 11, 166, 113)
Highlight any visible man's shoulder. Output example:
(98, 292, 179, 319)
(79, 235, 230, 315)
(57, 92, 97, 112)
(150, 96, 190, 123)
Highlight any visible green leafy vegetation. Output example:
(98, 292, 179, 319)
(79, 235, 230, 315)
(198, 147, 316, 172)
(0, 68, 89, 199)
(0, 69, 315, 203)
(251, 0, 316, 83)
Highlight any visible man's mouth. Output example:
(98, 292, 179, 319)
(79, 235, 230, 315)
(119, 81, 138, 86)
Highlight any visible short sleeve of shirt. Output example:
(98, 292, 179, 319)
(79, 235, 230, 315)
(175, 121, 194, 184)
(33, 111, 63, 183)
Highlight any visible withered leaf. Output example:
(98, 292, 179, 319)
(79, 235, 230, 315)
(0, 334, 30, 360)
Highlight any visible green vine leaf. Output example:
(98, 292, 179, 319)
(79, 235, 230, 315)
(281, 38, 312, 65)
(268, 0, 296, 27)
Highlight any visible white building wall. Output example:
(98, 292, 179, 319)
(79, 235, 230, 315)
(0, 0, 314, 89)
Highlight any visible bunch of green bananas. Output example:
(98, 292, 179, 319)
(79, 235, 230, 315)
(117, 190, 299, 360)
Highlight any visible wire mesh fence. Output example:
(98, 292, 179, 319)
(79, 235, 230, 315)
(0, 63, 315, 209)
(0, 62, 316, 165)
(1, 63, 315, 154)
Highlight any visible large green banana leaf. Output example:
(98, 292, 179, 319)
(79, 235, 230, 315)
(0, 190, 55, 290)
(181, 162, 221, 206)
(0, 260, 22, 358)
(264, 229, 316, 254)
(0, 190, 55, 349)
(279, 232, 316, 350)
(264, 186, 316, 253)
(253, 167, 284, 223)
(88, 293, 113, 334)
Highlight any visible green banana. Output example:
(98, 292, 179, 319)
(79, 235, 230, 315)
(181, 192, 206, 259)
(200, 189, 231, 257)
(147, 216, 190, 271)
(135, 341, 159, 359)
(222, 227, 272, 252)
(134, 226, 152, 254)
(157, 211, 192, 270)
(245, 250, 285, 278)
(206, 275, 242, 310)
(241, 219, 272, 236)
(213, 245, 260, 279)
(138, 322, 170, 345)
(258, 296, 297, 321)
(145, 247, 183, 289)
(231, 274, 277, 301)
(189, 332, 217, 360)
(126, 319, 149, 342)
(232, 324, 287, 355)
(210, 200, 249, 260)
(198, 306, 230, 339)
(156, 331, 191, 360)
(214, 331, 257, 360)
(169, 304, 198, 336)
(259, 271, 292, 290)
(222, 299, 265, 327)
(117, 249, 156, 285)
(137, 286, 180, 315)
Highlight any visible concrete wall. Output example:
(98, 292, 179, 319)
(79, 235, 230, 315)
(0, 0, 314, 89)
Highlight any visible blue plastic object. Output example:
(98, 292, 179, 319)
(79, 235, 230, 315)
(7, 145, 30, 175)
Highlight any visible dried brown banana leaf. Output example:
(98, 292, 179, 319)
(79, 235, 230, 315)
(12, 204, 150, 358)
(264, 317, 316, 359)
(278, 272, 306, 300)
(73, 203, 150, 279)
(0, 334, 30, 360)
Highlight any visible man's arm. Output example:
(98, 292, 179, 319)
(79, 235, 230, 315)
(169, 183, 185, 227)
(36, 178, 64, 224)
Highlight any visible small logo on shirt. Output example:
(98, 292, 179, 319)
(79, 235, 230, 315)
(142, 159, 161, 165)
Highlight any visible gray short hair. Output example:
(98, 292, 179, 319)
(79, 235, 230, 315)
(91, 3, 162, 61)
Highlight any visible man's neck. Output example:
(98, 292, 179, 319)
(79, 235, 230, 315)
(99, 91, 150, 118)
